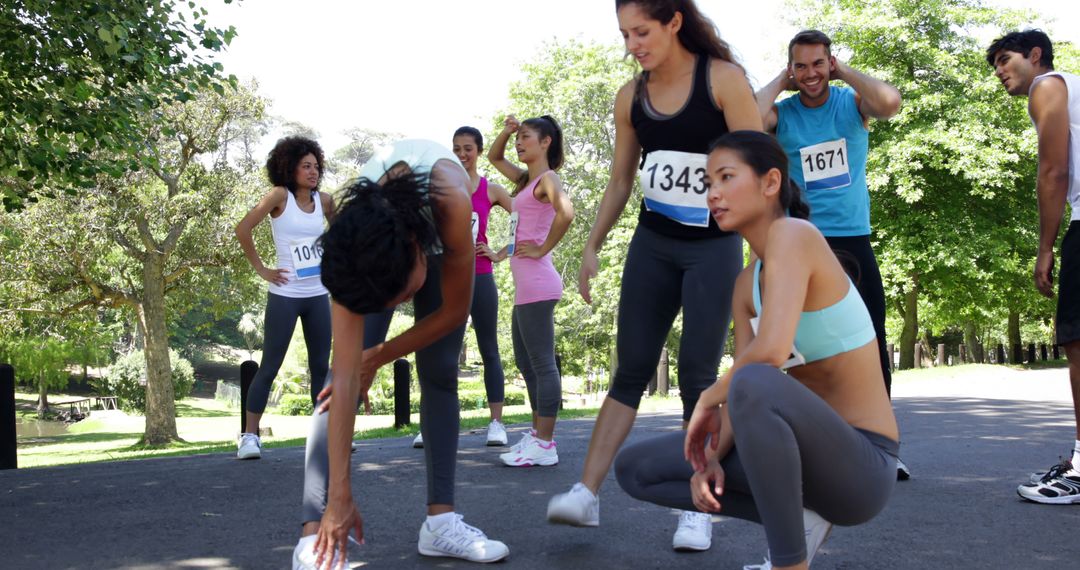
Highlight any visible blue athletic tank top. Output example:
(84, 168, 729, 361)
(752, 260, 875, 364)
(631, 55, 732, 240)
(775, 86, 870, 237)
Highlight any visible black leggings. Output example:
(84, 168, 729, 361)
(301, 257, 466, 524)
(246, 292, 331, 414)
(470, 272, 505, 404)
(826, 235, 892, 395)
(607, 227, 742, 420)
(615, 364, 898, 567)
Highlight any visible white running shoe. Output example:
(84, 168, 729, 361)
(500, 436, 558, 467)
(498, 430, 535, 462)
(1018, 459, 1080, 504)
(743, 508, 832, 569)
(547, 482, 600, 527)
(412, 432, 424, 448)
(486, 420, 508, 446)
(896, 457, 911, 481)
(237, 432, 261, 460)
(292, 534, 346, 570)
(672, 510, 712, 551)
(417, 514, 509, 562)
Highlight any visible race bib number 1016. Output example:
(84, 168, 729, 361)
(799, 138, 851, 191)
(640, 150, 710, 228)
(289, 237, 322, 280)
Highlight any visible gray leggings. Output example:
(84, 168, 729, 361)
(512, 300, 560, 418)
(608, 227, 742, 420)
(471, 273, 505, 404)
(246, 292, 331, 414)
(614, 364, 898, 567)
(302, 257, 466, 523)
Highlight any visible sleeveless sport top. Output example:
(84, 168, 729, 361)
(1031, 71, 1080, 222)
(752, 260, 875, 366)
(776, 86, 871, 236)
(472, 177, 494, 275)
(358, 139, 466, 255)
(631, 54, 732, 240)
(509, 171, 563, 305)
(268, 189, 328, 298)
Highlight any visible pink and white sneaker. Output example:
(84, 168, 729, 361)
(500, 436, 558, 467)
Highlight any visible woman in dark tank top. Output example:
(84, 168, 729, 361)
(547, 0, 763, 553)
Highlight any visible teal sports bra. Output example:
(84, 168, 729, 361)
(752, 260, 875, 365)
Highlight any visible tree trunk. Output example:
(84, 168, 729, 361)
(37, 377, 49, 418)
(898, 286, 918, 370)
(139, 253, 179, 445)
(963, 321, 979, 364)
(1007, 310, 1022, 364)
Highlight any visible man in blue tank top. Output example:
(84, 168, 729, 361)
(989, 29, 1080, 505)
(756, 29, 908, 479)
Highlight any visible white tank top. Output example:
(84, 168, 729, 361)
(1031, 71, 1080, 222)
(268, 189, 328, 298)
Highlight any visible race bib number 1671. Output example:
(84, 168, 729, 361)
(799, 138, 851, 191)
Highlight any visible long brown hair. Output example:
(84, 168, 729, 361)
(616, 0, 739, 64)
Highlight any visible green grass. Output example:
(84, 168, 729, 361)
(891, 360, 1068, 382)
(15, 396, 608, 469)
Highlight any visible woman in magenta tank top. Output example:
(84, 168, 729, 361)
(451, 126, 514, 447)
(487, 114, 575, 467)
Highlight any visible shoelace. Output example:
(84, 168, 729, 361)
(680, 511, 709, 531)
(1040, 458, 1073, 483)
(448, 515, 485, 540)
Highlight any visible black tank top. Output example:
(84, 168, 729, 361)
(631, 55, 732, 239)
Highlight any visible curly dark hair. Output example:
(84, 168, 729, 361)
(265, 136, 326, 192)
(318, 173, 440, 315)
(986, 29, 1054, 70)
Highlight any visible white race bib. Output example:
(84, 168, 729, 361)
(799, 139, 851, 191)
(640, 150, 710, 227)
(289, 237, 322, 280)
(505, 211, 519, 255)
(471, 212, 480, 244)
(749, 316, 806, 370)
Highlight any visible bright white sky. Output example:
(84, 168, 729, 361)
(201, 0, 1080, 156)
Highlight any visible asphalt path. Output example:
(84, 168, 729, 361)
(3, 366, 1079, 569)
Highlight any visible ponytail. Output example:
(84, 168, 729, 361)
(514, 115, 566, 194)
(707, 130, 811, 220)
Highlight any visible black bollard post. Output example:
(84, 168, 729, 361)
(1053, 344, 1061, 360)
(1011, 343, 1023, 364)
(887, 343, 895, 371)
(1041, 343, 1049, 361)
(393, 359, 411, 429)
(1027, 343, 1036, 363)
(914, 344, 922, 369)
(936, 344, 946, 367)
(959, 344, 967, 364)
(997, 344, 1006, 365)
(239, 360, 258, 434)
(1, 364, 15, 470)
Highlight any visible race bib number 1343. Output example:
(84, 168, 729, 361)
(640, 150, 710, 227)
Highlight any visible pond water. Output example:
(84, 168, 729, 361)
(16, 418, 70, 438)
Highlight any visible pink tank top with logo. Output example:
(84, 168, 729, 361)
(509, 171, 563, 305)
(472, 177, 494, 275)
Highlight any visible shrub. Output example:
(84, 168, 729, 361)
(97, 349, 195, 413)
(277, 394, 314, 416)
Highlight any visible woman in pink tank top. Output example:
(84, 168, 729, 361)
(448, 126, 514, 447)
(487, 114, 575, 467)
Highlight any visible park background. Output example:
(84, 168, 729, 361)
(2, 0, 1079, 462)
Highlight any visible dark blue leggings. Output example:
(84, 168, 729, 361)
(470, 272, 505, 404)
(607, 227, 742, 420)
(615, 364, 898, 567)
(246, 292, 330, 414)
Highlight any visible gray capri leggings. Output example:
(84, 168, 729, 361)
(246, 292, 331, 413)
(302, 257, 467, 523)
(471, 272, 505, 404)
(608, 226, 742, 420)
(511, 299, 560, 417)
(614, 364, 898, 567)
